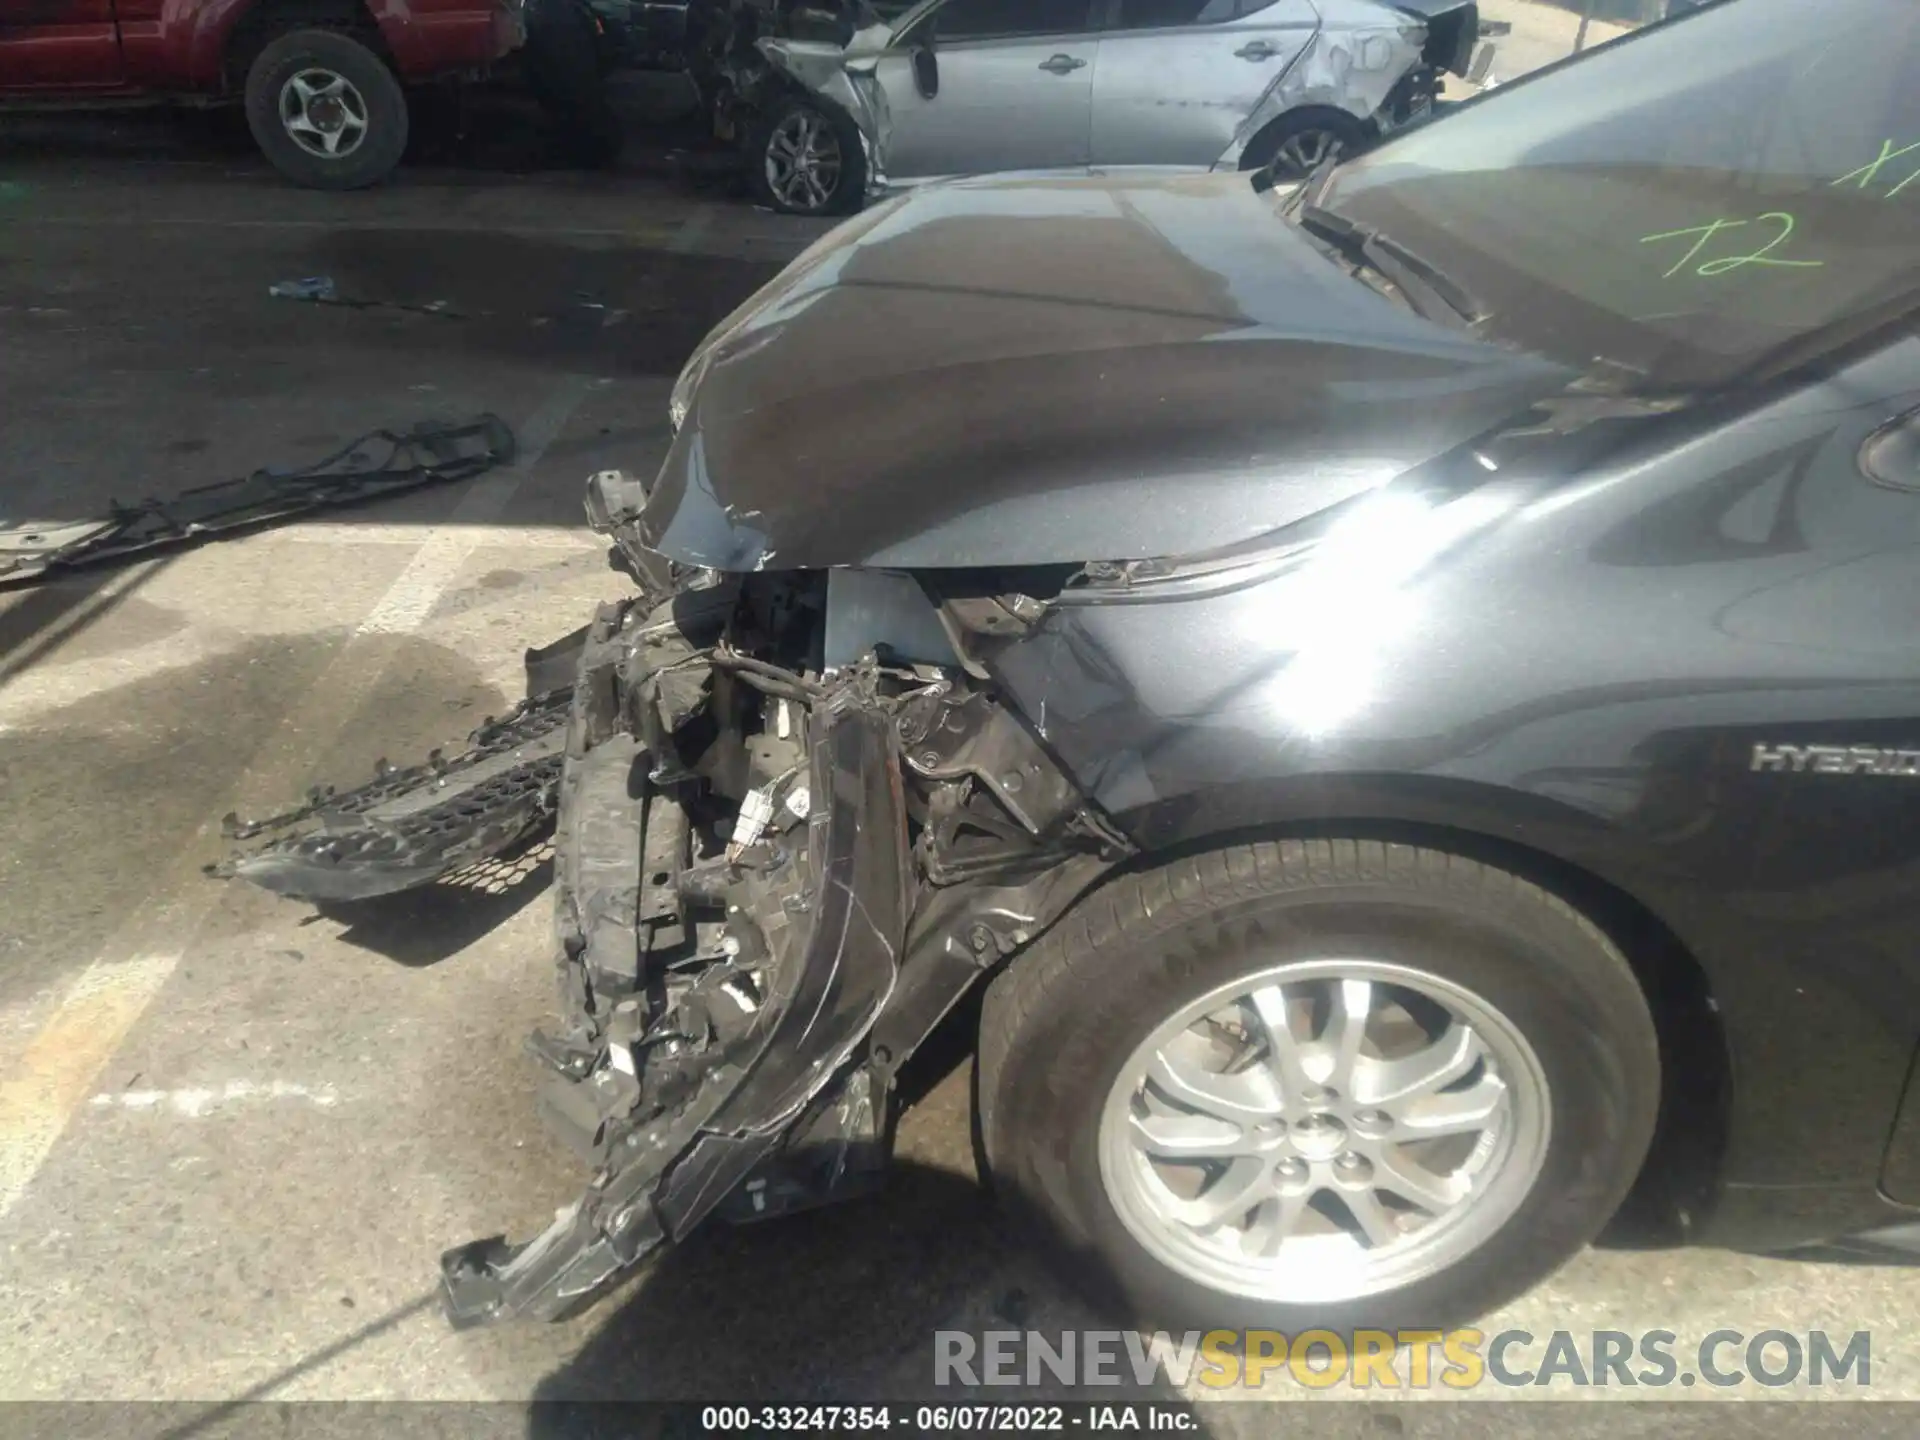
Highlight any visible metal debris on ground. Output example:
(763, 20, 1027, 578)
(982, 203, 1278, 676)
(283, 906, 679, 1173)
(269, 275, 463, 317)
(0, 414, 516, 587)
(268, 276, 339, 302)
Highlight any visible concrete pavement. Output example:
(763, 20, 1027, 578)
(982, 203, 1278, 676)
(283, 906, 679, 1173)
(1, 116, 1917, 1427)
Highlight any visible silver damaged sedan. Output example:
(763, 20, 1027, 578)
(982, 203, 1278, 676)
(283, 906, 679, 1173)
(751, 0, 1492, 214)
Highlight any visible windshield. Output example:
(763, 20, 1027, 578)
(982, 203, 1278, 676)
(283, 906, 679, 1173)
(1315, 0, 1920, 391)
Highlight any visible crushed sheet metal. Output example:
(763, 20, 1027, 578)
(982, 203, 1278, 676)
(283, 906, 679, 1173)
(1216, 3, 1428, 168)
(758, 29, 894, 191)
(0, 414, 516, 588)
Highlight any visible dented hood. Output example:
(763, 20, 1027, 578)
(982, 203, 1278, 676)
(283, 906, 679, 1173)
(643, 171, 1573, 571)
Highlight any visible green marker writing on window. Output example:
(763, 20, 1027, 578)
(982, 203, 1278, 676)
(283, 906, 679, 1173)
(1638, 213, 1824, 279)
(1831, 138, 1920, 197)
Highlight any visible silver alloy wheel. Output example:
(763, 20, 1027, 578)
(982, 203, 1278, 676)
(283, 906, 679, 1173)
(279, 67, 371, 161)
(1098, 958, 1551, 1304)
(1272, 129, 1344, 180)
(764, 108, 843, 213)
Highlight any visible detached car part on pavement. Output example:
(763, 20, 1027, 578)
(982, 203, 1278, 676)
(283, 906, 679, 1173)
(225, 0, 1920, 1334)
(0, 416, 514, 588)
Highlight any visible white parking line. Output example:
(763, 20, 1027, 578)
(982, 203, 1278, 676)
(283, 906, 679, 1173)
(89, 1080, 341, 1117)
(270, 523, 602, 549)
(666, 204, 719, 256)
(0, 376, 590, 1225)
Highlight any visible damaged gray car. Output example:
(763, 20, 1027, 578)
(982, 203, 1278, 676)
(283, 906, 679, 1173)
(743, 0, 1493, 213)
(222, 0, 1920, 1339)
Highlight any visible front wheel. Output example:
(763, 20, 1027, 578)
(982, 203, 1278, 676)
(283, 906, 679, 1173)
(977, 839, 1661, 1335)
(244, 28, 409, 190)
(748, 94, 865, 216)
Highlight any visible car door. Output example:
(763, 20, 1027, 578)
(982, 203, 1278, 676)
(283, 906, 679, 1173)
(873, 0, 1098, 181)
(1090, 0, 1318, 168)
(0, 0, 124, 86)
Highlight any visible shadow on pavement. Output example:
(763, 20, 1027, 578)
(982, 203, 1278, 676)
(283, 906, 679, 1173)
(0, 558, 167, 679)
(520, 1159, 1202, 1412)
(311, 846, 556, 968)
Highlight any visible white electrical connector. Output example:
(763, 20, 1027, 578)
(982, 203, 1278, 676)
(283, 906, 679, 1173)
(728, 784, 777, 858)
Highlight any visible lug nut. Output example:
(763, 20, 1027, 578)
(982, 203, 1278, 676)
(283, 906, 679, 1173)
(1335, 1152, 1371, 1177)
(1354, 1108, 1392, 1132)
(1275, 1158, 1307, 1181)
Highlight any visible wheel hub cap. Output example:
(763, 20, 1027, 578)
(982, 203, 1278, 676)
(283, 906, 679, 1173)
(1097, 958, 1551, 1305)
(280, 67, 371, 161)
(1291, 1113, 1347, 1159)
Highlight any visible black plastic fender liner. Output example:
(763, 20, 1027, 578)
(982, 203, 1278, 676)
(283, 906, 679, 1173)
(439, 692, 909, 1326)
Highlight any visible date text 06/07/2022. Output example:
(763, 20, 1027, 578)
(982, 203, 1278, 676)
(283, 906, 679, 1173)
(698, 1405, 1199, 1432)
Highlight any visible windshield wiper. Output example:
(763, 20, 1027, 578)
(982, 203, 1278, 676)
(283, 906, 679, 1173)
(1297, 204, 1484, 330)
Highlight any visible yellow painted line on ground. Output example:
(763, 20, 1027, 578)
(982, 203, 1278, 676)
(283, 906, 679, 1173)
(0, 377, 591, 1225)
(0, 953, 178, 1214)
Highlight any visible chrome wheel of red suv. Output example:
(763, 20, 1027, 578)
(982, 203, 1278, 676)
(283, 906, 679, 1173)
(244, 28, 408, 189)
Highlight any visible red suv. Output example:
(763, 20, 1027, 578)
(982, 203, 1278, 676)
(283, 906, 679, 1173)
(0, 0, 525, 187)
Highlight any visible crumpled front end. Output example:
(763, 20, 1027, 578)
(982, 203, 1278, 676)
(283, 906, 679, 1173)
(438, 568, 911, 1324)
(214, 461, 1133, 1326)
(757, 26, 894, 193)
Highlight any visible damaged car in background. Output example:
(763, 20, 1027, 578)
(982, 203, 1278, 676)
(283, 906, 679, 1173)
(724, 0, 1494, 213)
(527, 0, 1491, 214)
(221, 0, 1920, 1336)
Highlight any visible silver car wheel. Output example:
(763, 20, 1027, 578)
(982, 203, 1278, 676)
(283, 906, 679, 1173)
(1272, 129, 1344, 180)
(1098, 958, 1551, 1304)
(279, 67, 371, 160)
(764, 109, 843, 213)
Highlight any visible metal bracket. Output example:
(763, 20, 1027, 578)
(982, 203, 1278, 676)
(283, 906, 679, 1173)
(900, 690, 1077, 837)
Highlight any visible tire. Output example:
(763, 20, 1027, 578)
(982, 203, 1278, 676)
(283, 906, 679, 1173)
(747, 93, 865, 217)
(1239, 108, 1370, 183)
(244, 28, 408, 190)
(521, 0, 624, 166)
(977, 838, 1660, 1335)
